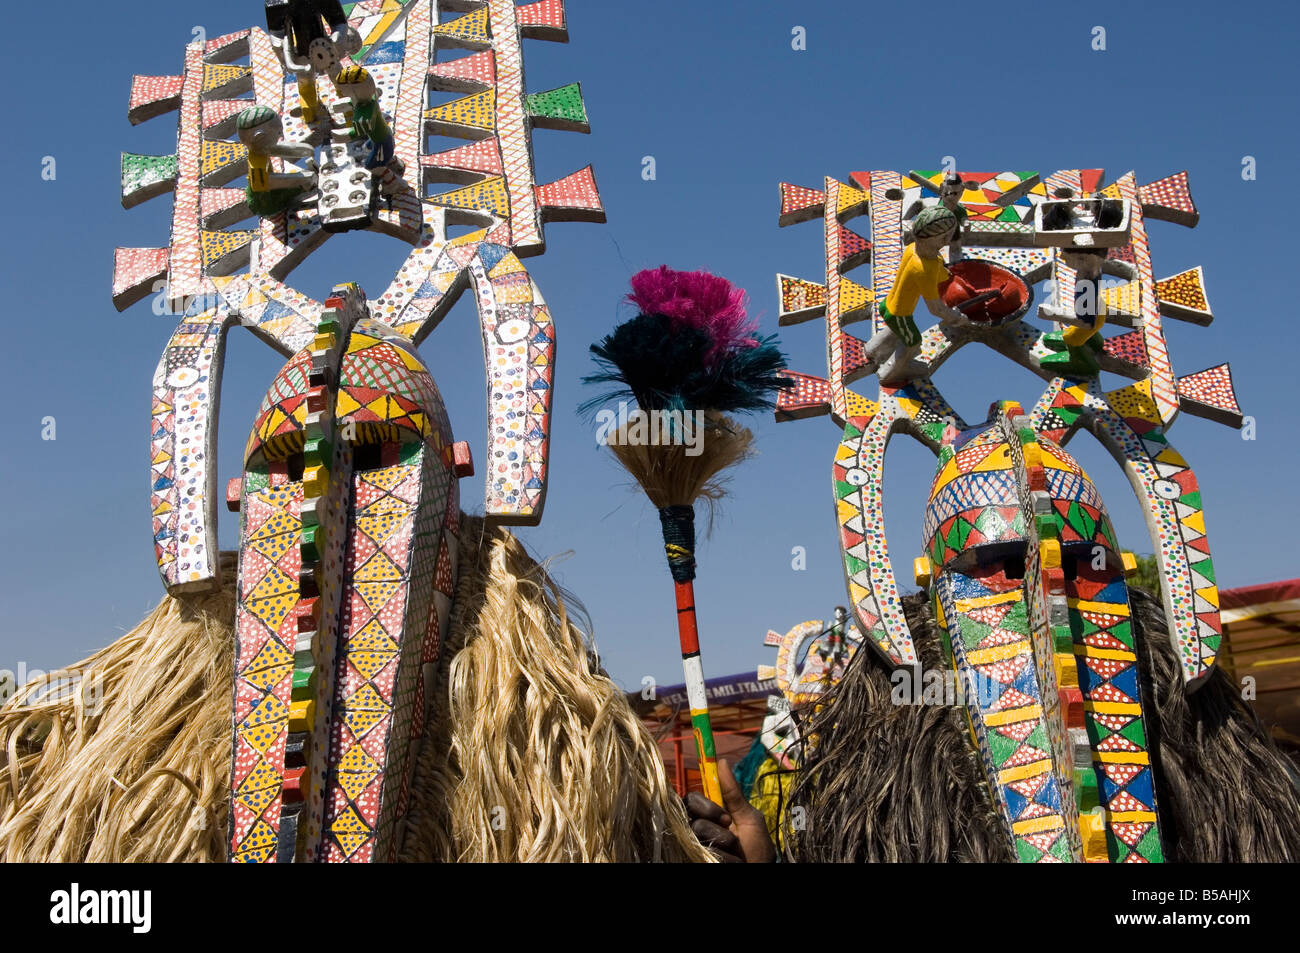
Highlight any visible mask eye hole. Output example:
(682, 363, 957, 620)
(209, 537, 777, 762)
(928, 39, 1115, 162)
(1003, 555, 1026, 580)
(353, 443, 384, 471)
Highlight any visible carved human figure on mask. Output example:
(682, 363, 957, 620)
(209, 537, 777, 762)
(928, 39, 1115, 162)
(265, 0, 362, 125)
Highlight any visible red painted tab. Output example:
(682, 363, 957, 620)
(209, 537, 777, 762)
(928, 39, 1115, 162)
(323, 296, 345, 310)
(1059, 687, 1085, 729)
(226, 477, 243, 512)
(307, 386, 330, 414)
(295, 599, 319, 634)
(452, 441, 474, 478)
(283, 767, 307, 803)
(674, 580, 700, 655)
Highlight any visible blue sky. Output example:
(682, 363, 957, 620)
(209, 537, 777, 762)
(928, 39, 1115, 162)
(2, 0, 1296, 692)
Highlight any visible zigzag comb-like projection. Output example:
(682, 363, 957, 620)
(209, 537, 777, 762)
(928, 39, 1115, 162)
(772, 166, 1238, 863)
(123, 0, 604, 593)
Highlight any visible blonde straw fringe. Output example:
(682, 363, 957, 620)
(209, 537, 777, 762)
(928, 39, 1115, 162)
(0, 520, 711, 864)
(0, 552, 235, 862)
(608, 412, 753, 510)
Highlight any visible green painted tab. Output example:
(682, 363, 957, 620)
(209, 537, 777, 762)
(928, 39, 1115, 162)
(291, 667, 316, 701)
(121, 152, 178, 202)
(304, 438, 333, 468)
(301, 524, 321, 563)
(526, 83, 588, 127)
(1052, 625, 1074, 654)
(690, 711, 716, 759)
(1075, 768, 1100, 811)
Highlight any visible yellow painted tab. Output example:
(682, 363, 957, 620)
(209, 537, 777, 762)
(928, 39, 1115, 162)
(1108, 811, 1159, 823)
(1121, 551, 1138, 577)
(967, 641, 1031, 665)
(913, 556, 933, 588)
(1042, 538, 1062, 569)
(303, 465, 329, 498)
(288, 700, 315, 733)
(955, 590, 1024, 612)
(1084, 701, 1143, 715)
(998, 759, 1052, 785)
(1069, 599, 1130, 617)
(1080, 811, 1108, 860)
(1054, 653, 1079, 688)
(1022, 442, 1043, 471)
(1095, 751, 1150, 765)
(1074, 646, 1138, 662)
(985, 704, 1042, 727)
(1012, 814, 1065, 835)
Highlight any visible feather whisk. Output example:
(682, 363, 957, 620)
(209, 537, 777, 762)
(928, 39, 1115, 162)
(584, 267, 791, 804)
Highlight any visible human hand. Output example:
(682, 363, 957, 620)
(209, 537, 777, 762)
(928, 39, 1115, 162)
(684, 759, 777, 863)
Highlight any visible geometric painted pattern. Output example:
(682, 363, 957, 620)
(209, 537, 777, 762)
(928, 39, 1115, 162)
(231, 470, 302, 862)
(772, 164, 1234, 698)
(230, 299, 462, 863)
(937, 573, 1078, 862)
(120, 2, 605, 593)
(1176, 364, 1242, 425)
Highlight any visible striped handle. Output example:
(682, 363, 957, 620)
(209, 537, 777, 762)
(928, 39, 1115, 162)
(675, 578, 722, 805)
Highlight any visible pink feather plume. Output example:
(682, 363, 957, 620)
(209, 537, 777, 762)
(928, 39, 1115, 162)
(627, 266, 758, 363)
